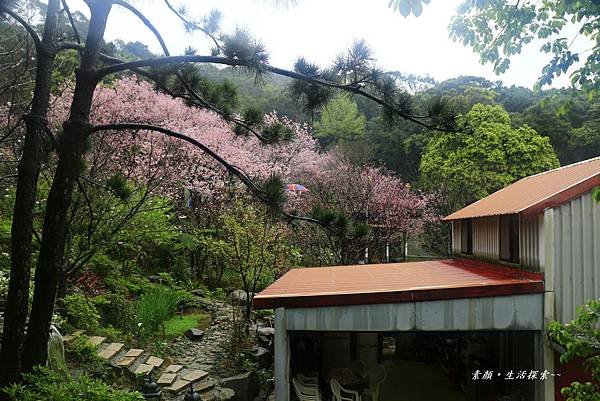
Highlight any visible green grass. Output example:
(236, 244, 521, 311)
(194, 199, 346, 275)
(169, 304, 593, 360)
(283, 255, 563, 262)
(163, 313, 211, 339)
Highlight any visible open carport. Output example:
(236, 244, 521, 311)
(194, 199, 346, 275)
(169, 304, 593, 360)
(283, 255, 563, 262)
(253, 258, 546, 401)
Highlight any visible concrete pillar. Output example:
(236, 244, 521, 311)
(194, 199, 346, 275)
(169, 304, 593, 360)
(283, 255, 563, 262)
(274, 308, 290, 401)
(542, 209, 556, 401)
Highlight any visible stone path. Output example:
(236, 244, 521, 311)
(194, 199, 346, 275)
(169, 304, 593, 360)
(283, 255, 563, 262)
(63, 299, 233, 401)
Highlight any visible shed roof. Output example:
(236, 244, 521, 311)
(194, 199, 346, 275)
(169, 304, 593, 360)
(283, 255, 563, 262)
(252, 258, 543, 309)
(443, 156, 600, 221)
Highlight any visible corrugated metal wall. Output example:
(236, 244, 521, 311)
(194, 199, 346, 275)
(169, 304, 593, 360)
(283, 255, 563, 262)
(452, 215, 544, 270)
(552, 191, 600, 323)
(520, 214, 544, 271)
(452, 221, 461, 254)
(473, 216, 500, 261)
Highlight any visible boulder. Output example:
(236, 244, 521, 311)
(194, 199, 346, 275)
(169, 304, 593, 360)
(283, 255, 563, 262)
(148, 275, 162, 283)
(191, 288, 206, 297)
(215, 387, 236, 401)
(257, 327, 274, 337)
(220, 371, 259, 401)
(254, 347, 272, 370)
(185, 328, 205, 341)
(229, 290, 249, 306)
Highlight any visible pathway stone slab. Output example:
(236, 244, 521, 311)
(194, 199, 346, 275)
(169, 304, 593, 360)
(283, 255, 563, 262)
(114, 356, 136, 368)
(164, 364, 183, 373)
(182, 369, 209, 383)
(87, 336, 106, 347)
(133, 363, 153, 375)
(97, 342, 124, 359)
(166, 379, 191, 393)
(146, 355, 164, 368)
(195, 381, 215, 393)
(124, 348, 144, 358)
(63, 335, 75, 343)
(157, 373, 177, 385)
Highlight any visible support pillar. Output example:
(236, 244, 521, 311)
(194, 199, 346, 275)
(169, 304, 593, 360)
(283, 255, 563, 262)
(274, 307, 290, 401)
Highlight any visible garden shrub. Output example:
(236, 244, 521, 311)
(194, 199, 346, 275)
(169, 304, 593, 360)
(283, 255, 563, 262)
(64, 336, 106, 375)
(92, 293, 137, 334)
(1, 367, 143, 401)
(61, 294, 100, 332)
(137, 285, 181, 338)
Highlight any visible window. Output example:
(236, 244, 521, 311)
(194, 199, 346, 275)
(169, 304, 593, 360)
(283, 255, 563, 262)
(500, 214, 520, 264)
(460, 219, 473, 255)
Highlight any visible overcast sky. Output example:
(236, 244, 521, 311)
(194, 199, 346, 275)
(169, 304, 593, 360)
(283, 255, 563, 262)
(68, 0, 583, 88)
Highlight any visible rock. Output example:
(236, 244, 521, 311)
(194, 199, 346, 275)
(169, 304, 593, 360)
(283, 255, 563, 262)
(254, 347, 272, 370)
(215, 387, 236, 401)
(191, 288, 206, 297)
(220, 371, 259, 401)
(148, 275, 162, 283)
(257, 327, 274, 337)
(186, 328, 205, 341)
(228, 290, 248, 306)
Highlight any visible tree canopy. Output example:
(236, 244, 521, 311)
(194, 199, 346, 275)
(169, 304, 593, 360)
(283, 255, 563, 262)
(420, 103, 560, 208)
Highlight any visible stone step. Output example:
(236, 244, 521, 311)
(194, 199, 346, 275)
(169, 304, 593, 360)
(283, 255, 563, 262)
(87, 336, 106, 347)
(113, 348, 144, 368)
(195, 380, 215, 394)
(164, 364, 183, 373)
(181, 369, 209, 383)
(133, 363, 154, 376)
(165, 378, 192, 394)
(124, 348, 144, 358)
(97, 342, 124, 359)
(64, 329, 86, 343)
(114, 355, 138, 368)
(157, 373, 177, 386)
(145, 355, 164, 369)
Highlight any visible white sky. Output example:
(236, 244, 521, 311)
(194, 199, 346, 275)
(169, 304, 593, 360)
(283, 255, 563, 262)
(67, 0, 586, 89)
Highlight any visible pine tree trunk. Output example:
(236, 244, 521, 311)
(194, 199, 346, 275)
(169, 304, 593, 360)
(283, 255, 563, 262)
(20, 0, 112, 372)
(0, 0, 61, 387)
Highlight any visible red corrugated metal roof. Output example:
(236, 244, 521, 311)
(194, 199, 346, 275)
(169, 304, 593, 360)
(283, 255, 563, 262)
(444, 156, 600, 221)
(252, 258, 544, 309)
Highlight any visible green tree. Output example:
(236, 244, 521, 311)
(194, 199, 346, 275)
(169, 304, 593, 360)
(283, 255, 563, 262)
(420, 103, 560, 209)
(314, 93, 367, 148)
(447, 0, 600, 100)
(549, 299, 600, 401)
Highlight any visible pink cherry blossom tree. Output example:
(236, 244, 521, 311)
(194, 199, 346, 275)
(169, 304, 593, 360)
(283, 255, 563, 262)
(290, 152, 437, 265)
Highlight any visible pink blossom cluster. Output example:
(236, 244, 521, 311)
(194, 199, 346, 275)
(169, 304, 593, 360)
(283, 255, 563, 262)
(292, 153, 438, 238)
(48, 78, 322, 199)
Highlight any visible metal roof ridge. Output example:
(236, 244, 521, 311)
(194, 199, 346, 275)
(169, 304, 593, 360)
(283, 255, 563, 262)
(516, 170, 600, 214)
(518, 155, 600, 181)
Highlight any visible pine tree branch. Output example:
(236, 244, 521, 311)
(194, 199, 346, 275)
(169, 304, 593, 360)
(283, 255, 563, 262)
(93, 55, 457, 132)
(163, 0, 223, 52)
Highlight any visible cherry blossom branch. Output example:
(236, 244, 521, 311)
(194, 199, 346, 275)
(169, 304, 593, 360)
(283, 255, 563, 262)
(90, 122, 263, 194)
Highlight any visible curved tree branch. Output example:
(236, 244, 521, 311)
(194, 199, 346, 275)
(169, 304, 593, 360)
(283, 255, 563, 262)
(61, 0, 81, 44)
(90, 122, 263, 194)
(0, 5, 43, 51)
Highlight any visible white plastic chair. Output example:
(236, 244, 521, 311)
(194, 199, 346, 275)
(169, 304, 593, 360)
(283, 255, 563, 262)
(362, 364, 387, 401)
(330, 378, 361, 401)
(292, 377, 322, 401)
(297, 373, 319, 387)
